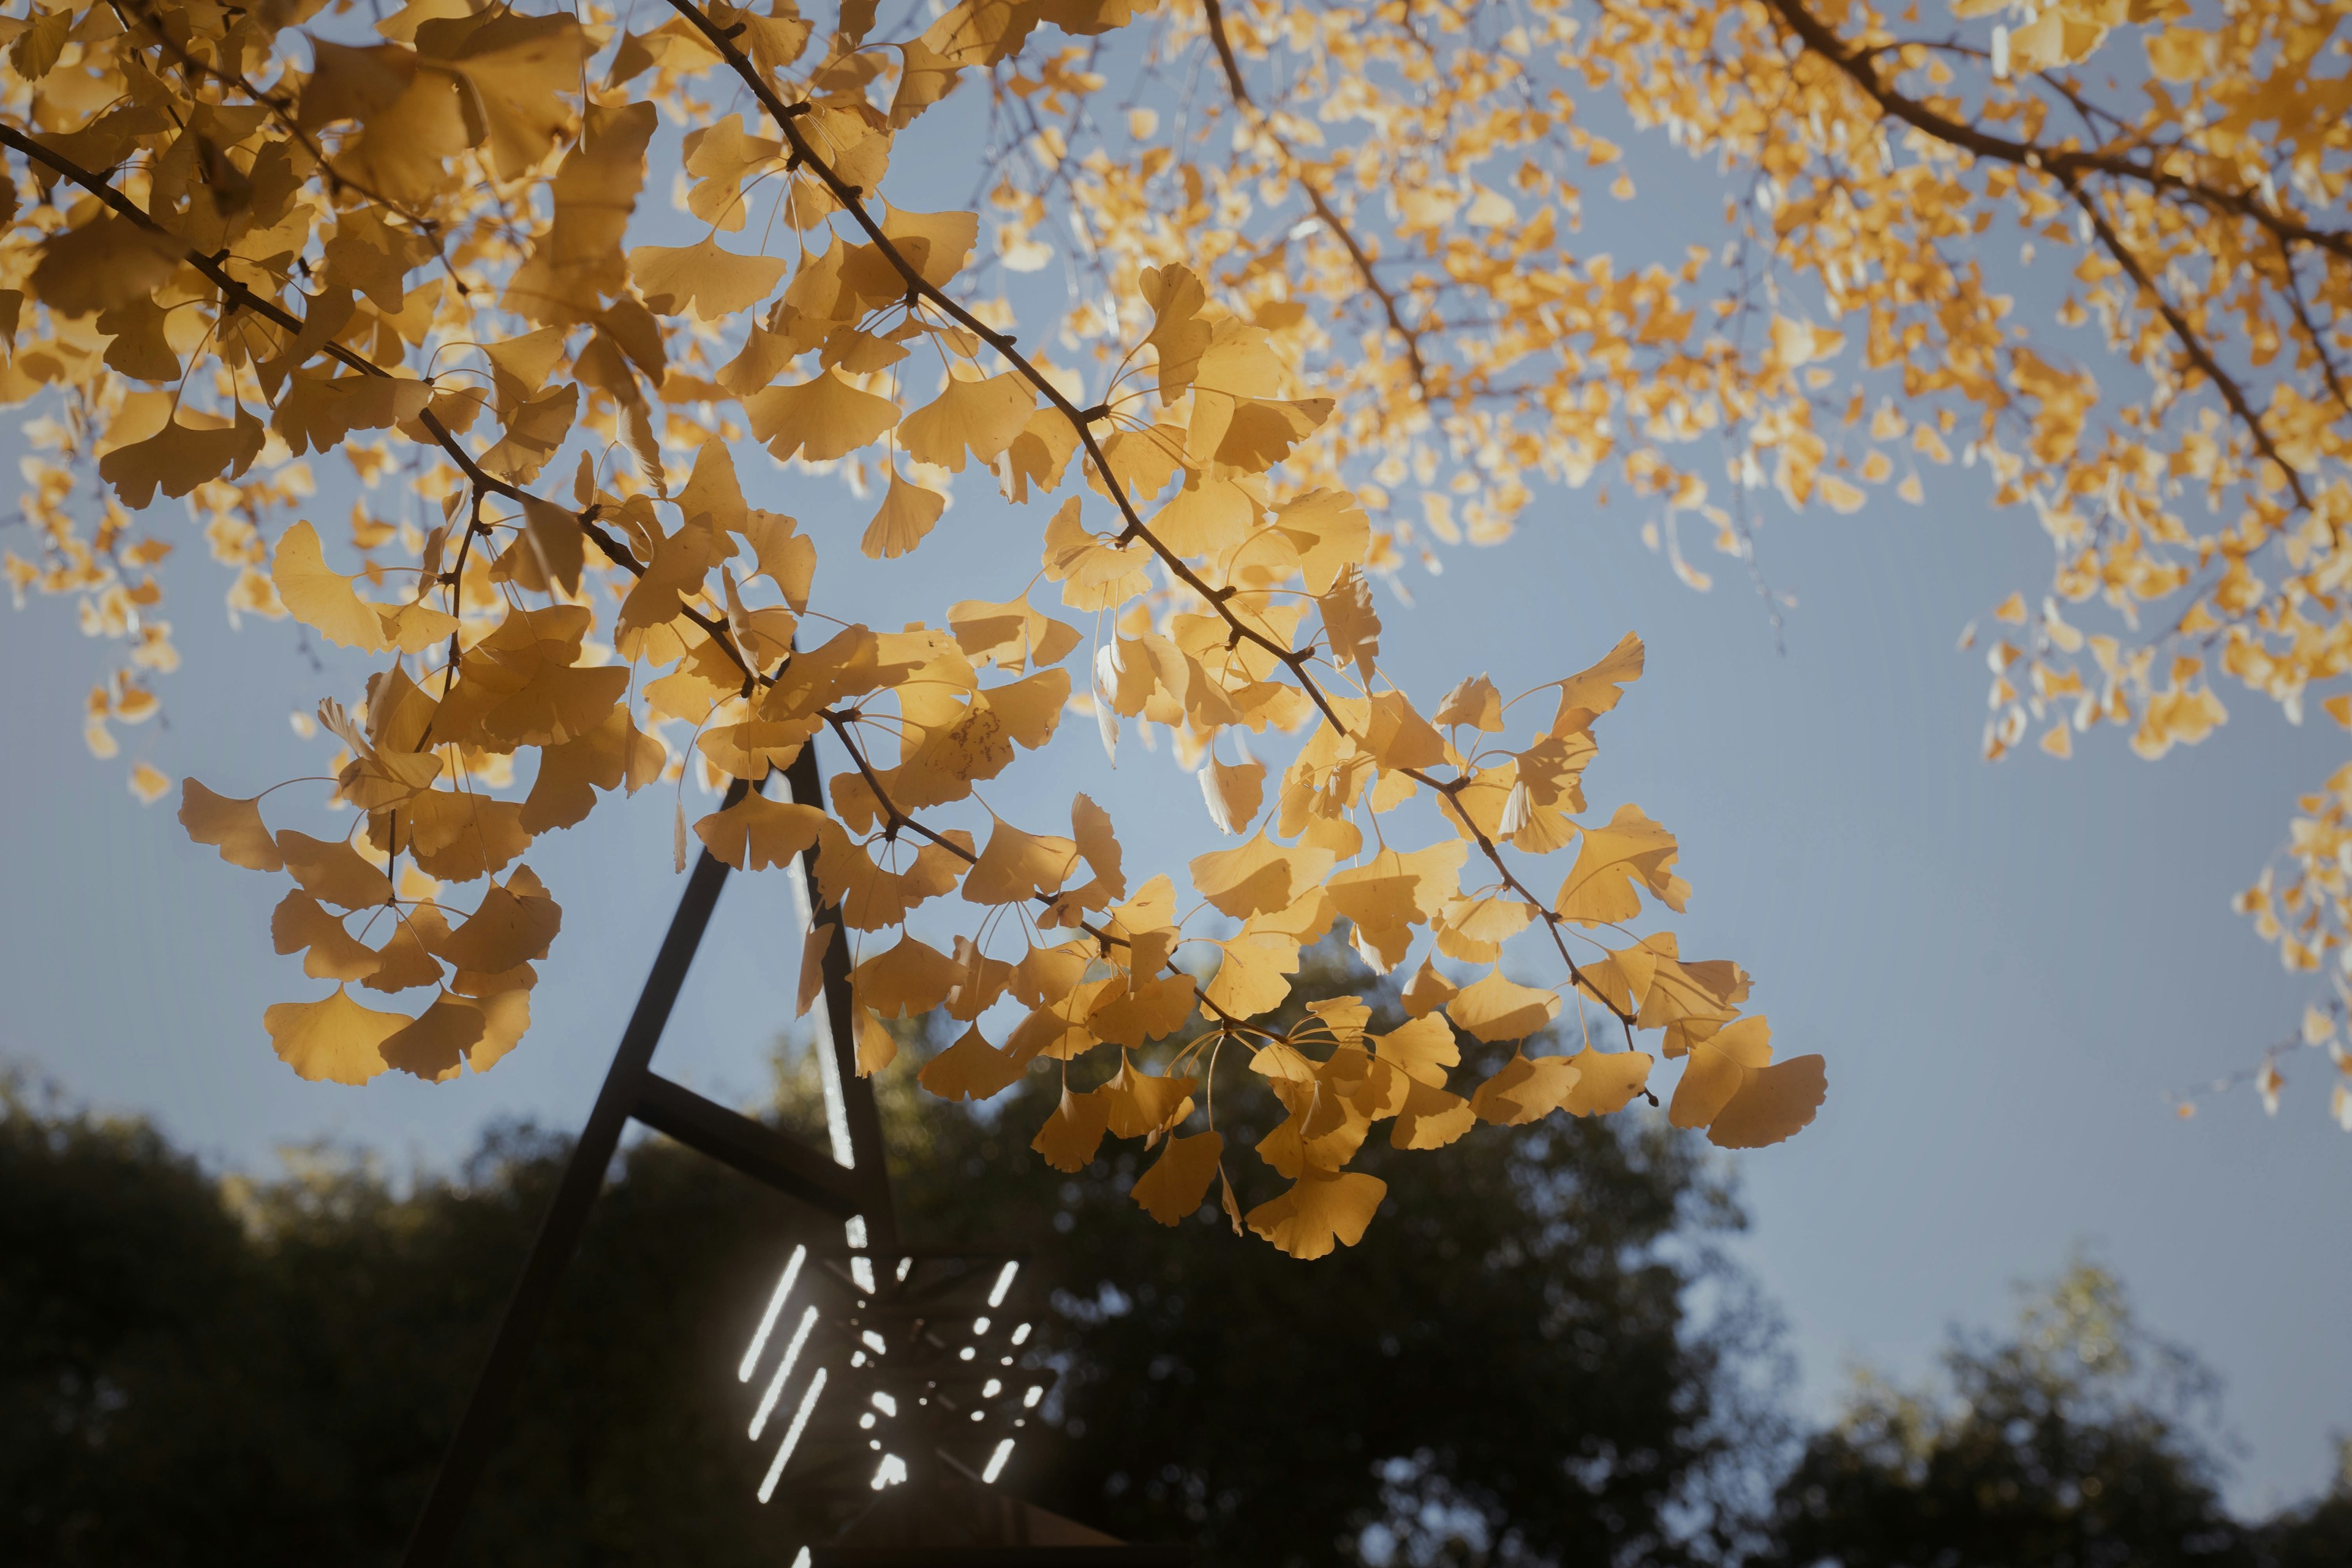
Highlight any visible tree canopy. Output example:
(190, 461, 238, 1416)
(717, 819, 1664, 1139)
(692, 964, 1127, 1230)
(1759, 1258, 2352, 1568)
(6, 0, 2352, 1261)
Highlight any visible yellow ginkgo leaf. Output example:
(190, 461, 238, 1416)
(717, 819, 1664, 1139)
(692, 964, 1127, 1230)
(1032, 1085, 1111, 1172)
(746, 368, 900, 462)
(1131, 1129, 1223, 1224)
(1554, 804, 1689, 927)
(273, 521, 392, 651)
(1667, 1014, 1775, 1129)
(437, 870, 562, 973)
(1244, 1167, 1387, 1260)
(1446, 970, 1560, 1043)
(1469, 1052, 1581, 1125)
(179, 780, 283, 872)
(627, 236, 790, 320)
(963, 820, 1080, 905)
(1189, 829, 1335, 919)
(279, 831, 394, 910)
(918, 1023, 1026, 1101)
(1401, 957, 1460, 1019)
(897, 371, 1035, 472)
(263, 988, 406, 1085)
(1202, 933, 1300, 1018)
(1708, 1055, 1827, 1149)
(1199, 755, 1265, 834)
(1101, 1060, 1198, 1138)
(380, 991, 488, 1082)
(1139, 263, 1212, 402)
(1373, 1013, 1460, 1087)
(797, 919, 835, 1020)
(856, 1006, 899, 1076)
(271, 890, 382, 982)
(861, 470, 947, 559)
(694, 794, 827, 870)
(855, 932, 959, 1019)
(1558, 1049, 1656, 1117)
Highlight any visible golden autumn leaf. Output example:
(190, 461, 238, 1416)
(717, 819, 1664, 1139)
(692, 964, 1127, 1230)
(861, 470, 947, 560)
(1244, 1167, 1387, 1260)
(1032, 1084, 1111, 1172)
(263, 989, 407, 1085)
(179, 780, 283, 872)
(1446, 970, 1560, 1043)
(918, 1023, 1026, 1102)
(1131, 1130, 1224, 1224)
(694, 794, 826, 871)
(747, 369, 900, 462)
(897, 371, 1035, 472)
(628, 236, 790, 320)
(1553, 804, 1689, 927)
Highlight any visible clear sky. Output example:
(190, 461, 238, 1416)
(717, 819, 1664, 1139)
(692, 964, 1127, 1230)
(4, 56, 2348, 1517)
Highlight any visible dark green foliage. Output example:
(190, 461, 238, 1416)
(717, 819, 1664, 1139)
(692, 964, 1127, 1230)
(0, 956, 1768, 1568)
(1755, 1258, 2339, 1568)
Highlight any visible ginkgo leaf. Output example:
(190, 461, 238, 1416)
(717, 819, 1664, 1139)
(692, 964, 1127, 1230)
(1707, 1054, 1827, 1149)
(436, 871, 562, 973)
(856, 933, 959, 1020)
(1372, 1012, 1460, 1087)
(856, 1007, 899, 1076)
(919, 1023, 1025, 1101)
(1245, 1167, 1387, 1261)
(1555, 804, 1689, 926)
(694, 794, 826, 870)
(797, 919, 834, 1020)
(1446, 970, 1560, 1043)
(1469, 1052, 1581, 1125)
(746, 369, 900, 462)
(263, 988, 405, 1085)
(1435, 674, 1505, 731)
(279, 831, 394, 910)
(628, 236, 790, 320)
(1190, 829, 1335, 919)
(1101, 1061, 1198, 1138)
(1666, 1014, 1774, 1129)
(963, 820, 1079, 905)
(271, 891, 382, 982)
(380, 991, 487, 1082)
(1032, 1085, 1111, 1172)
(1131, 1129, 1223, 1224)
(1401, 957, 1460, 1019)
(861, 471, 946, 559)
(363, 917, 448, 995)
(1203, 934, 1299, 1017)
(179, 780, 283, 872)
(1199, 755, 1265, 834)
(1139, 263, 1212, 402)
(1321, 566, 1380, 673)
(897, 371, 1034, 472)
(1392, 1077, 1477, 1150)
(1552, 632, 1645, 729)
(273, 522, 391, 651)
(1558, 1049, 1655, 1117)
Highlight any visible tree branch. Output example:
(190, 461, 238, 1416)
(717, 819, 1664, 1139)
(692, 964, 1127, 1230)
(1198, 0, 1430, 394)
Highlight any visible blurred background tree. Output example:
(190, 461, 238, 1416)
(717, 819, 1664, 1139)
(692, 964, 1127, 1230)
(1757, 1258, 2352, 1568)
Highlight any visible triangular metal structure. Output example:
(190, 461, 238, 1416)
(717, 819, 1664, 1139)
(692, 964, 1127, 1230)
(398, 741, 1185, 1565)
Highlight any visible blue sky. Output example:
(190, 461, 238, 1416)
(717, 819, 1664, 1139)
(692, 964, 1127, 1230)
(4, 42, 2349, 1515)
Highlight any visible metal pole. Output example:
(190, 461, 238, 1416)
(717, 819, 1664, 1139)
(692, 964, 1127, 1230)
(785, 741, 899, 1250)
(400, 778, 748, 1566)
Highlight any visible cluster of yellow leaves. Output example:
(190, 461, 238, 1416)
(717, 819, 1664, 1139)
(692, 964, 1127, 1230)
(981, 0, 2352, 1104)
(0, 0, 1830, 1253)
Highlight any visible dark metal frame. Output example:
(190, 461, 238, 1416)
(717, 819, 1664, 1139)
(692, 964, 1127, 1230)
(400, 742, 895, 1565)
